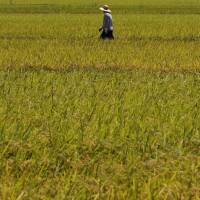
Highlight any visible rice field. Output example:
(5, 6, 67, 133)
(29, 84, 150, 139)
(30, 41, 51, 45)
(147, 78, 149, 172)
(0, 1, 200, 200)
(0, 11, 200, 69)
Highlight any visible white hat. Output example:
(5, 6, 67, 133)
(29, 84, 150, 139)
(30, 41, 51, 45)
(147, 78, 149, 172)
(99, 5, 111, 13)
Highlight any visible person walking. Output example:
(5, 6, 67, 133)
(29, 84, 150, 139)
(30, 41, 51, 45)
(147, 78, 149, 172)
(99, 5, 114, 40)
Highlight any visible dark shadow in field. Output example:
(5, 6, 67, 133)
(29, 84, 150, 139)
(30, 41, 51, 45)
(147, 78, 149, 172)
(128, 35, 200, 42)
(0, 4, 200, 14)
(0, 35, 96, 41)
(1, 35, 200, 43)
(0, 65, 136, 74)
(0, 35, 57, 40)
(2, 65, 200, 76)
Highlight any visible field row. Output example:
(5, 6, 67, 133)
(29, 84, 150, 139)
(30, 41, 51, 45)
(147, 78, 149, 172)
(1, 4, 200, 14)
(0, 14, 200, 69)
(1, 0, 200, 6)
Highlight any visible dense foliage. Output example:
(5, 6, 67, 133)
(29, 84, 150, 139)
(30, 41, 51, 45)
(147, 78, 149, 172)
(0, 1, 200, 199)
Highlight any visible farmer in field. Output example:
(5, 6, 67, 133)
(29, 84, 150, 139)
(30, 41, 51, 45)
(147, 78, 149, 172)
(99, 5, 114, 40)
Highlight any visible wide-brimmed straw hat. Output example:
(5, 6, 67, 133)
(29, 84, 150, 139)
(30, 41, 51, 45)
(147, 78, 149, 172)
(99, 5, 111, 13)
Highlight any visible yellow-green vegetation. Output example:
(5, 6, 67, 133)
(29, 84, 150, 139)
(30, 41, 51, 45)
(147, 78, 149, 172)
(0, 1, 200, 200)
(0, 0, 200, 6)
(1, 69, 200, 199)
(0, 14, 200, 69)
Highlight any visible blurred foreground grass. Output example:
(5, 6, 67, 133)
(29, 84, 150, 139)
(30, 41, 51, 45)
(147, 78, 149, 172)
(0, 69, 200, 199)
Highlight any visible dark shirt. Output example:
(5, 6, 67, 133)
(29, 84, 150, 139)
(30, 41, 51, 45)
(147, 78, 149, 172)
(102, 13, 113, 32)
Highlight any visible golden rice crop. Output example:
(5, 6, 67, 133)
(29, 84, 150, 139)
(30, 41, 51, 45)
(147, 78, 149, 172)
(0, 1, 200, 200)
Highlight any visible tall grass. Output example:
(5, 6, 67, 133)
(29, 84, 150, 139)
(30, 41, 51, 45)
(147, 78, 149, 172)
(0, 69, 200, 199)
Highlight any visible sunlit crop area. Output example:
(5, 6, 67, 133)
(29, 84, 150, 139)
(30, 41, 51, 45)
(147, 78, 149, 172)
(0, 1, 200, 200)
(0, 14, 200, 69)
